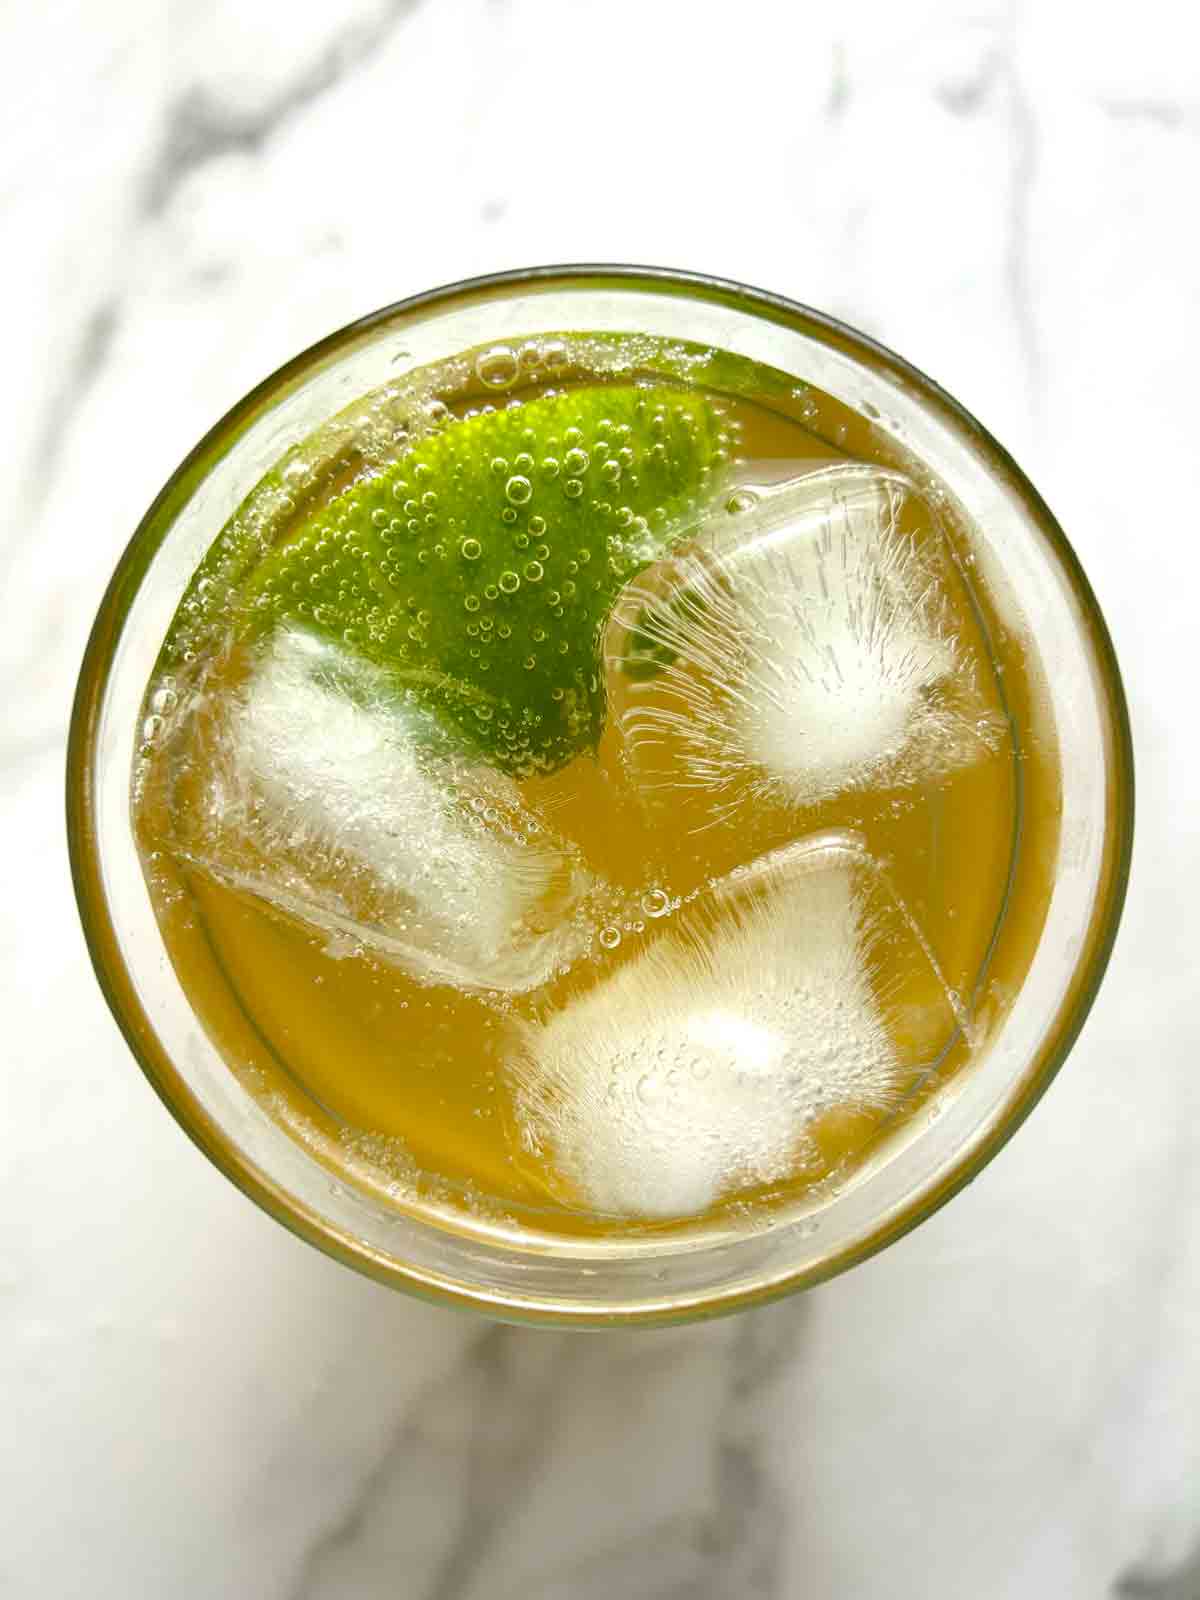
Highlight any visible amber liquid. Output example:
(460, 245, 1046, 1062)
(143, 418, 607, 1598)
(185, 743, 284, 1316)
(135, 351, 1059, 1242)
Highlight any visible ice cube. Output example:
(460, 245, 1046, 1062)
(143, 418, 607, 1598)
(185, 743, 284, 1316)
(151, 627, 596, 993)
(607, 463, 1004, 818)
(510, 832, 965, 1219)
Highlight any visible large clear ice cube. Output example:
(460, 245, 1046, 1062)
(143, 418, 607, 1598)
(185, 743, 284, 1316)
(510, 832, 965, 1219)
(606, 463, 1004, 822)
(147, 628, 596, 992)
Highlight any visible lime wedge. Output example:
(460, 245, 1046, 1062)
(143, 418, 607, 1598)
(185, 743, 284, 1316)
(241, 384, 723, 775)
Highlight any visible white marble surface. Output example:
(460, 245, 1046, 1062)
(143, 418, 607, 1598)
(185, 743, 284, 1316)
(2, 1, 1197, 1594)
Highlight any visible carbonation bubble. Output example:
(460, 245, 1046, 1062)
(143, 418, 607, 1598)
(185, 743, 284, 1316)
(599, 926, 621, 949)
(563, 447, 589, 475)
(499, 570, 520, 594)
(461, 538, 482, 560)
(564, 479, 583, 499)
(477, 346, 519, 388)
(505, 475, 533, 505)
(642, 888, 670, 918)
(523, 560, 544, 582)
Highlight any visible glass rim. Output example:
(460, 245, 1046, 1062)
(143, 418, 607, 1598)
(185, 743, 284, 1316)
(66, 263, 1135, 1327)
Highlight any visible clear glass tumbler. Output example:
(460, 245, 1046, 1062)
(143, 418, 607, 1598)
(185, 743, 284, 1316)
(67, 267, 1133, 1326)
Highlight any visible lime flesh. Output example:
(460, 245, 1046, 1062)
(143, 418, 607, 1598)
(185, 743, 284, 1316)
(241, 384, 724, 775)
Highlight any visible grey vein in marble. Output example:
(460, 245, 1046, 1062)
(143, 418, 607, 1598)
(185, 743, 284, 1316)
(142, 0, 425, 217)
(1116, 1544, 1200, 1600)
(290, 1326, 579, 1600)
(14, 297, 121, 546)
(934, 22, 1042, 398)
(1099, 98, 1191, 130)
(934, 41, 1002, 118)
(283, 1304, 809, 1600)
(1002, 44, 1042, 395)
(421, 1331, 579, 1600)
(695, 1307, 807, 1599)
